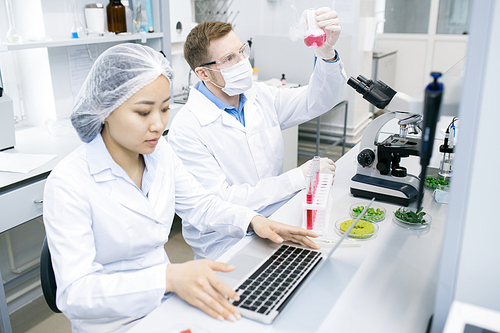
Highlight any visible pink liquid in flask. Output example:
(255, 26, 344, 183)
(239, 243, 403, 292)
(304, 34, 326, 48)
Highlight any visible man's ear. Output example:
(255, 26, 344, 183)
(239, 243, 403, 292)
(194, 67, 209, 81)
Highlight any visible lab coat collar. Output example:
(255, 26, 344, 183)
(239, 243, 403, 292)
(187, 82, 256, 131)
(184, 82, 219, 126)
(87, 133, 159, 183)
(87, 134, 118, 182)
(108, 177, 162, 221)
(86, 134, 164, 221)
(143, 140, 166, 212)
(116, 143, 164, 222)
(242, 86, 258, 129)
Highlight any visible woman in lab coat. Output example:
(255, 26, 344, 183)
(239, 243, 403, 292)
(42, 43, 319, 332)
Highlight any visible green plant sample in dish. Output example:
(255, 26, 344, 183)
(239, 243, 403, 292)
(394, 207, 427, 223)
(340, 219, 375, 236)
(352, 206, 385, 221)
(425, 176, 449, 190)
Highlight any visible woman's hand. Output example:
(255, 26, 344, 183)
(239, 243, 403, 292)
(165, 260, 241, 321)
(249, 215, 320, 249)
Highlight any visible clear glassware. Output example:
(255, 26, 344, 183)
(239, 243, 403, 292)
(71, 0, 86, 38)
(303, 8, 326, 48)
(132, 0, 142, 34)
(438, 152, 453, 179)
(5, 0, 22, 43)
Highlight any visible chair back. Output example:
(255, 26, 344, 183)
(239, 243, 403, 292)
(40, 236, 61, 313)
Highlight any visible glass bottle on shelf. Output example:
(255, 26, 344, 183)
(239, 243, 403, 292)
(122, 0, 133, 34)
(5, 0, 23, 43)
(71, 0, 86, 38)
(106, 0, 127, 33)
(132, 0, 142, 34)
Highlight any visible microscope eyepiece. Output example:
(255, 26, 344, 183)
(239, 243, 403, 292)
(347, 77, 360, 89)
(357, 75, 372, 85)
(347, 77, 369, 94)
(348, 75, 397, 110)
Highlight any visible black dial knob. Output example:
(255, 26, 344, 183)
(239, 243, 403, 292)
(391, 166, 407, 177)
(377, 161, 388, 174)
(357, 149, 375, 167)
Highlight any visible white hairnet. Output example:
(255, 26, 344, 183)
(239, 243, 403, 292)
(71, 43, 174, 143)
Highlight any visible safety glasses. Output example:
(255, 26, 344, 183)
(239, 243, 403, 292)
(200, 43, 250, 69)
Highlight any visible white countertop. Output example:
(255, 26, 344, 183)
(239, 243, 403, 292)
(130, 142, 449, 333)
(0, 122, 83, 191)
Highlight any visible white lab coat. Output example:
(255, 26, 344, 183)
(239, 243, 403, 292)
(43, 135, 257, 332)
(168, 57, 347, 260)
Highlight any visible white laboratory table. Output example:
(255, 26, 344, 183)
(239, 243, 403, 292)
(131, 142, 449, 333)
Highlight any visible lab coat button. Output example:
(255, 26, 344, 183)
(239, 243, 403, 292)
(155, 245, 159, 249)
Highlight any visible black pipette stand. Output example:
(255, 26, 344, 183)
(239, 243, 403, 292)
(416, 73, 444, 209)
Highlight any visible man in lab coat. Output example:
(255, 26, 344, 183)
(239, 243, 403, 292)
(168, 8, 347, 260)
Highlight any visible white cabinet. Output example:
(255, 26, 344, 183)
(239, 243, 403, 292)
(0, 179, 45, 234)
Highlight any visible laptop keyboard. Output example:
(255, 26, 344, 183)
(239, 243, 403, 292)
(231, 244, 322, 317)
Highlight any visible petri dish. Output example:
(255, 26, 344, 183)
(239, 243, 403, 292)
(392, 207, 432, 229)
(334, 217, 378, 241)
(424, 176, 450, 191)
(349, 203, 386, 222)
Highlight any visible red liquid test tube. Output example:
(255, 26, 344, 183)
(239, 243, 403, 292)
(306, 192, 313, 230)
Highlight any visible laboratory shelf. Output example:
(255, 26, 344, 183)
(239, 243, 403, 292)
(0, 32, 163, 51)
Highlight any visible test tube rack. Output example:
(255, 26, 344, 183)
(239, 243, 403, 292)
(302, 173, 333, 236)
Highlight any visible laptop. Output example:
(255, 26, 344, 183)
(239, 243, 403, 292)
(217, 199, 375, 325)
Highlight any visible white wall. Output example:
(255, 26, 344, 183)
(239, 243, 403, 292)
(373, 0, 468, 100)
(454, 0, 500, 310)
(375, 35, 468, 98)
(431, 0, 500, 331)
(231, 0, 374, 144)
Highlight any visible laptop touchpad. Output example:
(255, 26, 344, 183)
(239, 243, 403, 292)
(218, 254, 265, 289)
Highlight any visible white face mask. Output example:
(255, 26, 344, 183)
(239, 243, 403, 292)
(207, 58, 254, 96)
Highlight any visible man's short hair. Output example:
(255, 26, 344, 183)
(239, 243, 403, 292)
(184, 21, 233, 71)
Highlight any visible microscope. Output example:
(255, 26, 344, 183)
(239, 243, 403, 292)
(348, 74, 443, 207)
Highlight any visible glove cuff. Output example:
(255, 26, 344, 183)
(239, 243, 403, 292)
(314, 46, 336, 60)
